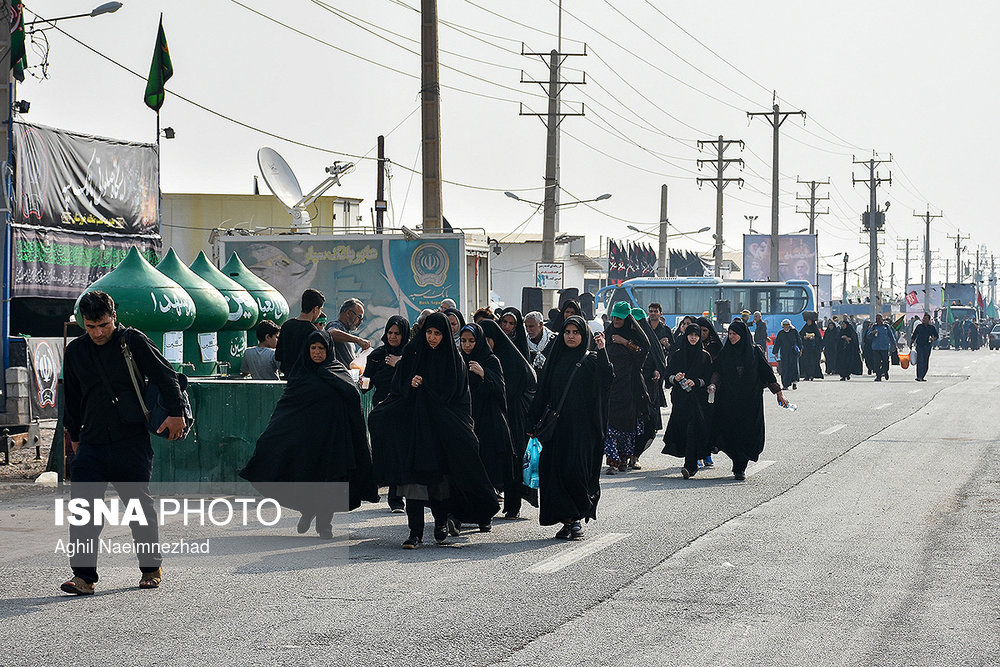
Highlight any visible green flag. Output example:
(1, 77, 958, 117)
(10, 0, 27, 82)
(144, 15, 173, 111)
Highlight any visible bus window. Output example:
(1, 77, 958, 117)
(679, 287, 713, 315)
(722, 287, 750, 313)
(776, 287, 808, 314)
(631, 287, 677, 313)
(752, 287, 773, 314)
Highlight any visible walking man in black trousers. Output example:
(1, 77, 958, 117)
(60, 291, 186, 596)
(912, 312, 939, 382)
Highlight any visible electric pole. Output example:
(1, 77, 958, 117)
(947, 231, 970, 283)
(748, 94, 806, 280)
(990, 254, 996, 305)
(520, 22, 586, 309)
(914, 208, 941, 315)
(795, 177, 830, 234)
(375, 135, 386, 233)
(658, 185, 669, 277)
(696, 136, 744, 278)
(843, 253, 849, 303)
(853, 154, 892, 321)
(897, 237, 917, 297)
(421, 0, 443, 233)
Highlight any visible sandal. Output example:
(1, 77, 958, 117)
(60, 576, 95, 596)
(139, 568, 161, 589)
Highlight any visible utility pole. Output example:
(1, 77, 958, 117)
(914, 209, 941, 315)
(947, 231, 970, 283)
(520, 18, 586, 309)
(657, 185, 669, 277)
(696, 136, 744, 278)
(841, 254, 851, 303)
(375, 135, 386, 232)
(795, 177, 829, 235)
(897, 237, 917, 296)
(420, 0, 443, 233)
(748, 94, 806, 280)
(990, 254, 996, 305)
(852, 154, 892, 321)
(945, 259, 950, 283)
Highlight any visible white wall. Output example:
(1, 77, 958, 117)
(489, 242, 588, 310)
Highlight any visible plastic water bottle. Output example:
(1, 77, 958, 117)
(783, 402, 798, 412)
(707, 386, 716, 404)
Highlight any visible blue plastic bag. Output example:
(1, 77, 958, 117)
(522, 437, 542, 489)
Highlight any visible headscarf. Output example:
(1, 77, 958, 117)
(633, 307, 666, 374)
(696, 316, 723, 360)
(291, 329, 352, 384)
(498, 306, 531, 361)
(674, 315, 694, 340)
(480, 318, 537, 399)
(380, 315, 410, 355)
(673, 323, 705, 366)
(537, 315, 593, 397)
(717, 318, 757, 375)
(411, 311, 466, 401)
(443, 308, 466, 345)
(458, 323, 491, 365)
(550, 299, 583, 332)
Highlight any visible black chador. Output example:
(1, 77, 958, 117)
(662, 324, 713, 475)
(240, 330, 379, 535)
(836, 321, 863, 379)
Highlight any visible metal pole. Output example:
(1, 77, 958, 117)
(868, 159, 878, 321)
(420, 0, 443, 233)
(715, 137, 724, 278)
(376, 135, 385, 233)
(843, 253, 849, 303)
(657, 184, 668, 277)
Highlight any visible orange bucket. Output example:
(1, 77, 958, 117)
(899, 353, 910, 369)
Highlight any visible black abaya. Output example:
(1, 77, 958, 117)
(836, 323, 863, 378)
(773, 327, 802, 388)
(823, 323, 839, 375)
(363, 315, 410, 407)
(662, 327, 713, 466)
(240, 330, 379, 515)
(799, 322, 824, 379)
(527, 316, 613, 526)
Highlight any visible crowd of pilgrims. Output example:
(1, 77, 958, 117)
(241, 296, 801, 548)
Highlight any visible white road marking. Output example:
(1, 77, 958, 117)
(819, 423, 846, 435)
(908, 389, 922, 394)
(747, 460, 777, 476)
(875, 402, 893, 410)
(522, 533, 630, 574)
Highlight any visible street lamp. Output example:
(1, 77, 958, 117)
(24, 2, 122, 26)
(627, 224, 710, 239)
(744, 214, 759, 234)
(504, 191, 612, 207)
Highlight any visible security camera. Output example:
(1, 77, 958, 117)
(400, 226, 420, 242)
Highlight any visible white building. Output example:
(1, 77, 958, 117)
(488, 233, 603, 310)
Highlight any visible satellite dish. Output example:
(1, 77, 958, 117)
(258, 147, 303, 211)
(256, 147, 355, 234)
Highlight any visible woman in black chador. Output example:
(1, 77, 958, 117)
(632, 307, 667, 469)
(799, 313, 824, 380)
(240, 330, 379, 538)
(836, 318, 863, 381)
(696, 316, 724, 362)
(662, 324, 714, 479)
(709, 319, 787, 481)
(498, 307, 532, 362)
(773, 319, 802, 390)
(527, 316, 613, 539)
(363, 315, 411, 512)
(480, 318, 538, 518)
(459, 323, 514, 529)
(368, 312, 499, 548)
(822, 320, 839, 376)
(603, 302, 650, 474)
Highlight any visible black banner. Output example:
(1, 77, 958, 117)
(13, 226, 160, 299)
(13, 122, 159, 233)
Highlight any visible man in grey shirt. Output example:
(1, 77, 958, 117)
(241, 320, 280, 380)
(326, 298, 371, 366)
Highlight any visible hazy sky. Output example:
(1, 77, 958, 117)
(18, 1, 1000, 290)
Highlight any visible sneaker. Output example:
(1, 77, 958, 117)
(569, 521, 584, 540)
(434, 525, 449, 544)
(630, 463, 643, 470)
(555, 524, 572, 539)
(389, 507, 405, 514)
(478, 521, 492, 533)
(502, 512, 520, 520)
(733, 472, 746, 481)
(697, 459, 705, 468)
(618, 463, 628, 473)
(703, 455, 714, 469)
(402, 535, 422, 549)
(681, 467, 692, 479)
(60, 576, 95, 596)
(792, 383, 797, 390)
(446, 517, 461, 536)
(296, 512, 314, 534)
(606, 466, 618, 475)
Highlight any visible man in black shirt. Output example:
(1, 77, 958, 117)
(647, 302, 673, 357)
(912, 312, 939, 382)
(275, 288, 325, 373)
(60, 291, 185, 595)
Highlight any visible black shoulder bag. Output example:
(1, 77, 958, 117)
(120, 330, 194, 439)
(531, 361, 581, 442)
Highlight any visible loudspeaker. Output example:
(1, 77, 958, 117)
(715, 299, 732, 326)
(578, 293, 595, 320)
(521, 287, 542, 315)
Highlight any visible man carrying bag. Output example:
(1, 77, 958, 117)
(60, 291, 186, 596)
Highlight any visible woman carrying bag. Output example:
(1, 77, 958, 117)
(527, 316, 613, 540)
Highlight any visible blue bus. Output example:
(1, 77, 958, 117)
(595, 277, 817, 335)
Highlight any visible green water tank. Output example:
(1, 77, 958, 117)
(189, 251, 259, 371)
(73, 246, 195, 369)
(156, 249, 231, 376)
(221, 252, 290, 345)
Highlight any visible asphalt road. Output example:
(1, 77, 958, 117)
(1, 350, 998, 667)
